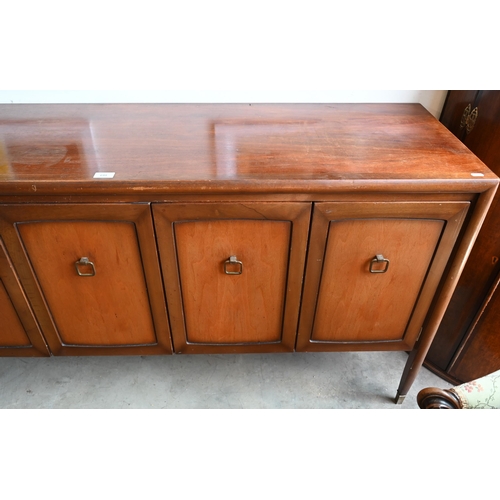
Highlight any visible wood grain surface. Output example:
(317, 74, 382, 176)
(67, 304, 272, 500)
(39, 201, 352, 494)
(0, 239, 49, 355)
(297, 201, 471, 352)
(311, 218, 444, 342)
(17, 220, 157, 346)
(0, 203, 172, 355)
(0, 279, 31, 347)
(0, 104, 496, 198)
(153, 202, 311, 353)
(0, 104, 498, 400)
(175, 219, 290, 344)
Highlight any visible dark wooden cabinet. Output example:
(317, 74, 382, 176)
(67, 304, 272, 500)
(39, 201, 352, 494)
(0, 103, 497, 402)
(426, 90, 500, 383)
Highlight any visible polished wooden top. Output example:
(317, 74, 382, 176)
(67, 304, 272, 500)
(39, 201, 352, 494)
(0, 103, 496, 196)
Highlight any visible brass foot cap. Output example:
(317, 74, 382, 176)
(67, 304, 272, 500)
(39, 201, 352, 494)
(395, 393, 406, 404)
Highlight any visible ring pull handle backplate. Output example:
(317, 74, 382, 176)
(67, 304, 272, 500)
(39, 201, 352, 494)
(75, 257, 96, 277)
(460, 104, 471, 129)
(369, 254, 390, 274)
(460, 103, 479, 134)
(224, 255, 243, 275)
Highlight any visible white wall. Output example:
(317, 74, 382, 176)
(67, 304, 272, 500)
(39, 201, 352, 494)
(1, 3, 457, 118)
(0, 90, 448, 118)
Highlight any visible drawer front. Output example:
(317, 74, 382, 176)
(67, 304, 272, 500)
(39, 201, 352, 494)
(153, 203, 311, 353)
(0, 239, 49, 356)
(297, 201, 470, 352)
(0, 204, 172, 355)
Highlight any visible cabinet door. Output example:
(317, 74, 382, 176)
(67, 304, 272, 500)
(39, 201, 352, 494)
(297, 201, 470, 352)
(0, 204, 172, 355)
(153, 203, 311, 353)
(448, 269, 500, 382)
(0, 239, 49, 356)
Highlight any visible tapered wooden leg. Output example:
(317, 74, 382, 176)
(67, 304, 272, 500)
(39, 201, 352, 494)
(395, 347, 426, 404)
(393, 187, 500, 402)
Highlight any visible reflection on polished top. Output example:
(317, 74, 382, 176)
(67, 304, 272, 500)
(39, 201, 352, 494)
(0, 103, 496, 195)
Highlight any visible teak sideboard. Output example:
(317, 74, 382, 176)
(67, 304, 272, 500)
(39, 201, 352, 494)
(0, 103, 497, 403)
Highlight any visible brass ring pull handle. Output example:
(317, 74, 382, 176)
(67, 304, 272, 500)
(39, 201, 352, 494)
(224, 255, 243, 275)
(75, 257, 96, 277)
(460, 104, 479, 134)
(466, 106, 478, 134)
(460, 104, 471, 129)
(369, 254, 390, 274)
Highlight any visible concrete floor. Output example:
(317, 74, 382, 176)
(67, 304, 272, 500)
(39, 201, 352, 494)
(0, 350, 449, 408)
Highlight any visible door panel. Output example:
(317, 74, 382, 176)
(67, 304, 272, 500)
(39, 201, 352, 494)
(0, 280, 31, 346)
(18, 221, 157, 347)
(153, 202, 311, 353)
(0, 204, 172, 355)
(175, 219, 290, 344)
(297, 201, 470, 352)
(312, 218, 444, 342)
(448, 269, 500, 382)
(0, 239, 49, 356)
